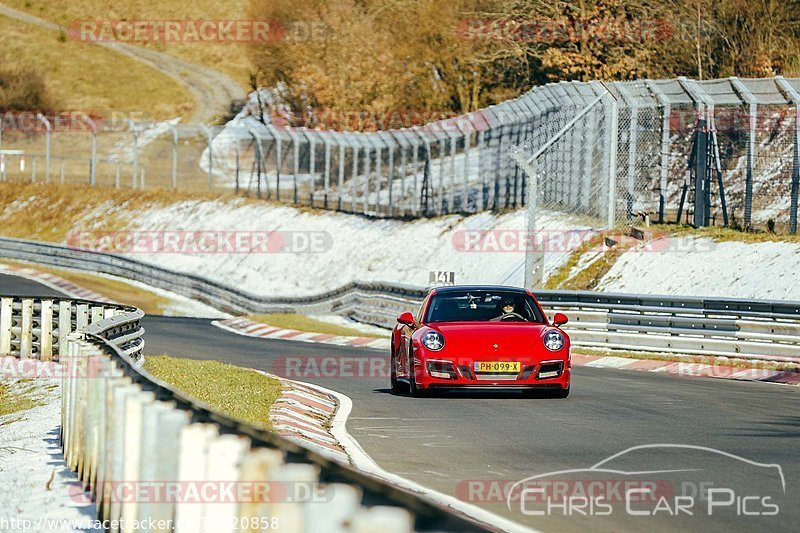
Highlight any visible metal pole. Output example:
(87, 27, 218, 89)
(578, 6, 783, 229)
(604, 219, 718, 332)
(234, 137, 240, 195)
(36, 114, 51, 183)
(337, 140, 345, 211)
(201, 125, 213, 190)
(605, 89, 619, 229)
(290, 131, 300, 205)
(694, 118, 709, 227)
(386, 139, 395, 216)
(323, 137, 331, 209)
(170, 124, 178, 189)
(350, 140, 359, 213)
(309, 136, 317, 207)
(81, 115, 97, 186)
(777, 77, 800, 234)
(129, 119, 138, 190)
(249, 129, 264, 199)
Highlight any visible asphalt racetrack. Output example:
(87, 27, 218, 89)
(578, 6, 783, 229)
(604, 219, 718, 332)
(3, 272, 798, 532)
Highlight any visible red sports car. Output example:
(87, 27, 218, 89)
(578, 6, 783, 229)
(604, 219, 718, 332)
(390, 285, 571, 397)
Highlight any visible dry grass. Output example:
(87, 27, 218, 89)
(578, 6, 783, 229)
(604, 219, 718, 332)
(545, 234, 622, 290)
(650, 223, 800, 244)
(0, 182, 223, 242)
(144, 355, 282, 430)
(0, 14, 192, 120)
(4, 0, 252, 88)
(0, 380, 47, 418)
(0, 259, 172, 314)
(248, 313, 385, 338)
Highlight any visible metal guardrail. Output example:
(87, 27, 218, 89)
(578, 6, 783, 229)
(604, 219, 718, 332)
(1, 296, 489, 532)
(0, 295, 144, 361)
(1, 236, 799, 362)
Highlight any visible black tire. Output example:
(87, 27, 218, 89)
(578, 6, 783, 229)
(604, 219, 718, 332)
(390, 349, 406, 394)
(551, 385, 570, 399)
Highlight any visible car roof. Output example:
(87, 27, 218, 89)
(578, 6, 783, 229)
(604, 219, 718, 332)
(431, 285, 528, 294)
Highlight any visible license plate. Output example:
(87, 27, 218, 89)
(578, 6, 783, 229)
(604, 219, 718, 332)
(474, 361, 521, 373)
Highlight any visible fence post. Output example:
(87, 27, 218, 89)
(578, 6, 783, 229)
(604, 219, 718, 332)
(777, 76, 800, 234)
(617, 84, 639, 222)
(82, 115, 98, 186)
(201, 125, 214, 190)
(337, 138, 346, 211)
(646, 81, 672, 223)
(234, 136, 241, 194)
(36, 114, 51, 183)
(129, 120, 138, 190)
(729, 77, 757, 228)
(170, 124, 179, 189)
(323, 136, 331, 209)
(290, 131, 300, 205)
(249, 129, 264, 199)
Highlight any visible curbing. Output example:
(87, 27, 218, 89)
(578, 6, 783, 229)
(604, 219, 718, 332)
(214, 316, 390, 350)
(572, 353, 800, 385)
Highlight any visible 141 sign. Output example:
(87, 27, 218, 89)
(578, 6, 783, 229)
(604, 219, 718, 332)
(429, 271, 455, 286)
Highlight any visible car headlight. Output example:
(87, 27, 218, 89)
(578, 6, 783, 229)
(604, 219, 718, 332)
(422, 331, 445, 351)
(543, 330, 564, 351)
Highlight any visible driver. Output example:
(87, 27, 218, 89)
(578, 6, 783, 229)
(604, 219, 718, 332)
(491, 298, 524, 321)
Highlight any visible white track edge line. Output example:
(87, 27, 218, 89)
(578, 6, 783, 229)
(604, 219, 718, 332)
(293, 379, 536, 533)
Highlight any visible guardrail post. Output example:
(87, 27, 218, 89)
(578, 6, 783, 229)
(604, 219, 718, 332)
(20, 298, 33, 358)
(174, 424, 220, 533)
(58, 300, 72, 359)
(0, 297, 11, 355)
(40, 299, 53, 361)
(120, 391, 156, 533)
(238, 448, 285, 528)
(148, 408, 191, 528)
(204, 435, 251, 533)
(76, 303, 90, 331)
(91, 305, 105, 325)
(271, 463, 319, 530)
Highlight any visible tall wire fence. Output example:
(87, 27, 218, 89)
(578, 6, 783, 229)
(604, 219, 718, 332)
(1, 77, 799, 231)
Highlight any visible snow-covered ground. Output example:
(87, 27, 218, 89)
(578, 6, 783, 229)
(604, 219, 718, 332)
(37, 194, 800, 302)
(107, 199, 586, 297)
(0, 375, 100, 532)
(596, 236, 800, 301)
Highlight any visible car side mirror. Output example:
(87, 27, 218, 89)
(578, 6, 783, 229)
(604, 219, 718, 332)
(397, 312, 416, 327)
(553, 313, 569, 327)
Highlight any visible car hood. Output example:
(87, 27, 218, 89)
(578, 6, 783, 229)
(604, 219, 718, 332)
(423, 322, 559, 356)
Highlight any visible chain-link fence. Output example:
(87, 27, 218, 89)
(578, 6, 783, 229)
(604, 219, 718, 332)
(1, 77, 799, 231)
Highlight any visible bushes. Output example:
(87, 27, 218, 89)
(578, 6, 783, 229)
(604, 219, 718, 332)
(0, 66, 53, 111)
(246, 0, 800, 128)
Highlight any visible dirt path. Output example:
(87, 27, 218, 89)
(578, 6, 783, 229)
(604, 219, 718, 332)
(0, 3, 245, 123)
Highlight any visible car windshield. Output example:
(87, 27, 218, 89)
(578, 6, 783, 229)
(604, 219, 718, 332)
(424, 291, 545, 323)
